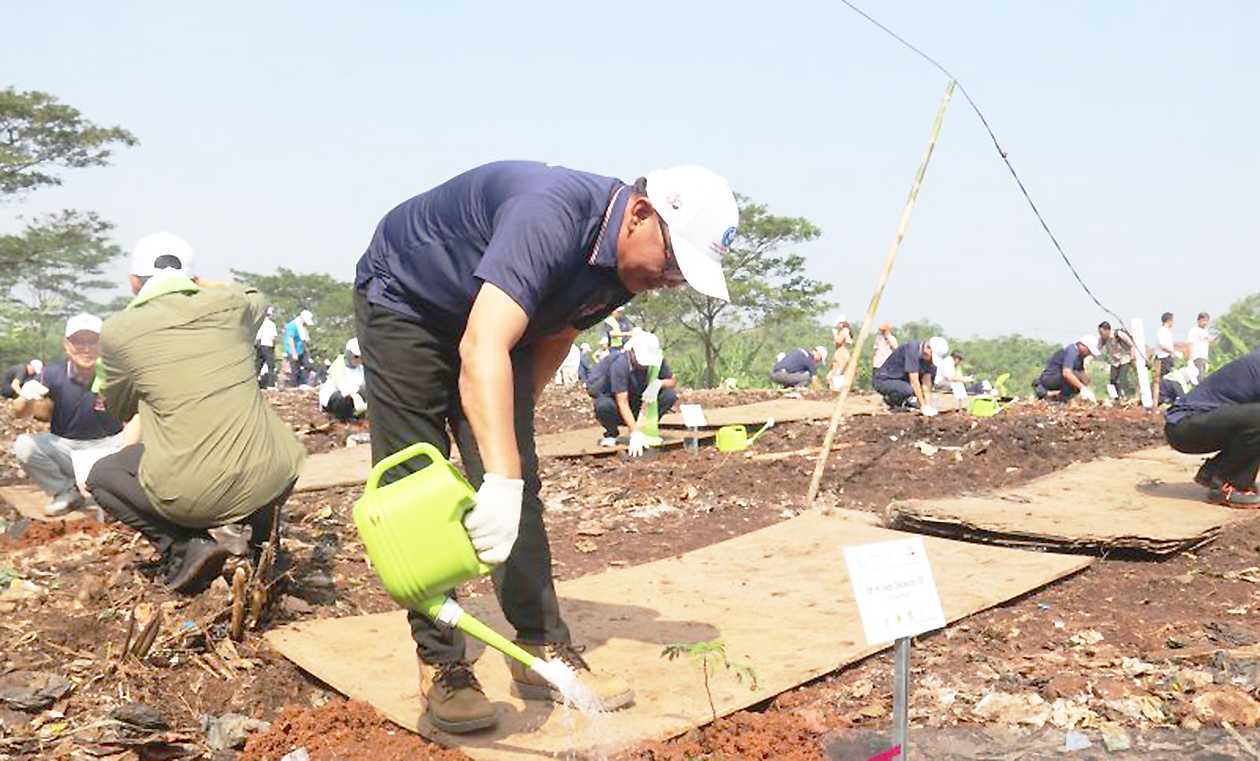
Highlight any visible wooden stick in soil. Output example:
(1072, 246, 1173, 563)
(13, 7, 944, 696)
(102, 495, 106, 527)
(807, 79, 957, 506)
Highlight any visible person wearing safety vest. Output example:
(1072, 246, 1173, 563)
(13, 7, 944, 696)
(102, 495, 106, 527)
(602, 306, 633, 354)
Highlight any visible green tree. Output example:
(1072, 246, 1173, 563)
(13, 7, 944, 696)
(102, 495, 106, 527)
(1211, 293, 1260, 371)
(633, 196, 832, 388)
(230, 267, 355, 362)
(0, 211, 126, 365)
(1, 87, 138, 197)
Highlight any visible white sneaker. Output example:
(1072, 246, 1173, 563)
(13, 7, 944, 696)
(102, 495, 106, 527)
(45, 490, 85, 517)
(598, 437, 617, 447)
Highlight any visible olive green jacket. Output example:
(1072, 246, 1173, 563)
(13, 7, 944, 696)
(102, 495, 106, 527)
(100, 279, 305, 528)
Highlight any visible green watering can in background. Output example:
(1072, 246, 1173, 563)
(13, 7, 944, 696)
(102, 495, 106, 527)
(353, 443, 598, 706)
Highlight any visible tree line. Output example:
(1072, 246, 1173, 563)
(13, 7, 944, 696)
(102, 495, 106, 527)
(3, 85, 1256, 389)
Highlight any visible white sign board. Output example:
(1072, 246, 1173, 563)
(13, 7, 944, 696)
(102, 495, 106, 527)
(950, 382, 968, 401)
(679, 404, 708, 428)
(844, 537, 946, 645)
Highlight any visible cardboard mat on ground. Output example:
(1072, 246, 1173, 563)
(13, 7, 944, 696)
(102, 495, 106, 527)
(0, 485, 86, 523)
(295, 429, 717, 492)
(889, 447, 1252, 555)
(660, 395, 885, 429)
(266, 512, 1089, 760)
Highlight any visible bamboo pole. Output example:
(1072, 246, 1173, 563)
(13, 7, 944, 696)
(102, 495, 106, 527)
(807, 80, 956, 506)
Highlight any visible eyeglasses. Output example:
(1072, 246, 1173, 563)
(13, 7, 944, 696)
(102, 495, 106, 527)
(657, 215, 685, 284)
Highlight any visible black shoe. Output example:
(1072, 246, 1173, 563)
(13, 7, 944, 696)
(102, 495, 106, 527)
(167, 538, 231, 594)
(1194, 460, 1223, 490)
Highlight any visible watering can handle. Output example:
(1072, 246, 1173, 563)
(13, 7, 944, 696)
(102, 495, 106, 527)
(364, 442, 447, 493)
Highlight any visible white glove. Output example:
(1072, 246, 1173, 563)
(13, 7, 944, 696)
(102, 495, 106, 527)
(641, 379, 662, 404)
(628, 430, 651, 457)
(920, 405, 939, 418)
(350, 392, 367, 414)
(463, 474, 522, 564)
(19, 380, 49, 401)
(1079, 386, 1097, 403)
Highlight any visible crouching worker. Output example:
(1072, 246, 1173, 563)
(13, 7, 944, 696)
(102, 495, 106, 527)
(87, 233, 306, 593)
(770, 346, 825, 388)
(1165, 349, 1260, 508)
(873, 336, 947, 416)
(1033, 335, 1100, 403)
(12, 315, 125, 516)
(589, 331, 677, 453)
(319, 338, 367, 421)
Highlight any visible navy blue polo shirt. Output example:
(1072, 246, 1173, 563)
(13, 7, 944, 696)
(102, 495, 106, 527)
(608, 353, 672, 398)
(1043, 343, 1086, 379)
(773, 349, 816, 375)
(355, 161, 634, 345)
(41, 360, 124, 440)
(1167, 350, 1260, 425)
(874, 341, 935, 383)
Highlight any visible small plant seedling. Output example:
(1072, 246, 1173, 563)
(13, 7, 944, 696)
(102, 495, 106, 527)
(661, 639, 758, 723)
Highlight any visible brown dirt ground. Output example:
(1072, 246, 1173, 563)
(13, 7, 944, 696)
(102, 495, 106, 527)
(2, 387, 1258, 760)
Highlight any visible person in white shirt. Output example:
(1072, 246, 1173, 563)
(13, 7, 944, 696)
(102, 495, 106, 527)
(254, 306, 279, 388)
(555, 343, 581, 385)
(319, 338, 367, 421)
(1154, 311, 1176, 378)
(1187, 311, 1216, 380)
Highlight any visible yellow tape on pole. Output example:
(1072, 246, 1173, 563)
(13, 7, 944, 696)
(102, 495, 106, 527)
(807, 79, 956, 506)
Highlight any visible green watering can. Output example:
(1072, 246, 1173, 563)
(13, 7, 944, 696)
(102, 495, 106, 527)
(353, 443, 598, 707)
(715, 418, 776, 453)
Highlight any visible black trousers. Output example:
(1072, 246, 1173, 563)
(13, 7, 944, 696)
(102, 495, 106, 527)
(592, 388, 678, 437)
(1166, 404, 1260, 489)
(1109, 363, 1133, 398)
(1034, 370, 1079, 401)
(255, 345, 274, 388)
(354, 289, 568, 665)
(323, 391, 357, 422)
(86, 444, 289, 562)
(873, 376, 915, 406)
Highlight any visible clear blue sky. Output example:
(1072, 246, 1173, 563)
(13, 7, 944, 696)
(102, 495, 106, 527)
(4, 1, 1256, 341)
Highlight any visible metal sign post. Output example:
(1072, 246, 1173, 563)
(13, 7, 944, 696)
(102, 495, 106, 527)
(892, 637, 911, 760)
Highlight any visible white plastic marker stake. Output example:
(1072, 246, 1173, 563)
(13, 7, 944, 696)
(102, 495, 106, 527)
(1107, 384, 1119, 400)
(950, 382, 967, 411)
(1130, 318, 1154, 409)
(680, 404, 707, 453)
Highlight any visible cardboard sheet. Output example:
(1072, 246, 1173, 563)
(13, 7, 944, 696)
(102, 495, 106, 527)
(890, 447, 1251, 555)
(0, 485, 87, 523)
(266, 513, 1090, 759)
(660, 394, 885, 429)
(294, 429, 718, 492)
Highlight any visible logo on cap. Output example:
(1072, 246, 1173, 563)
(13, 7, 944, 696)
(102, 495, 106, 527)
(666, 193, 683, 210)
(721, 226, 738, 247)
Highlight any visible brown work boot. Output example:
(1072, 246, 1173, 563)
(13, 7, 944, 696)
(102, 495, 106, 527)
(507, 641, 634, 710)
(418, 661, 498, 733)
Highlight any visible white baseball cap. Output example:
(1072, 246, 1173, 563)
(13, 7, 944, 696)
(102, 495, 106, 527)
(300, 309, 315, 326)
(834, 314, 848, 325)
(345, 337, 361, 356)
(65, 313, 103, 337)
(131, 232, 195, 277)
(814, 345, 828, 364)
(628, 330, 663, 367)
(928, 336, 950, 360)
(29, 359, 43, 373)
(1077, 334, 1101, 356)
(645, 165, 739, 302)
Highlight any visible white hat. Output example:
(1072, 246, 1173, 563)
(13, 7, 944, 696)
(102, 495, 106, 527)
(928, 336, 950, 360)
(345, 337, 361, 356)
(300, 309, 315, 326)
(131, 232, 195, 277)
(1077, 334, 1101, 356)
(645, 165, 739, 302)
(64, 313, 103, 337)
(580, 343, 591, 352)
(834, 314, 848, 325)
(29, 359, 43, 373)
(628, 330, 663, 367)
(814, 345, 828, 364)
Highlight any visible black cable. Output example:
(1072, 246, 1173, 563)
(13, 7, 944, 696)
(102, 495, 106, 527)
(837, 0, 1142, 355)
